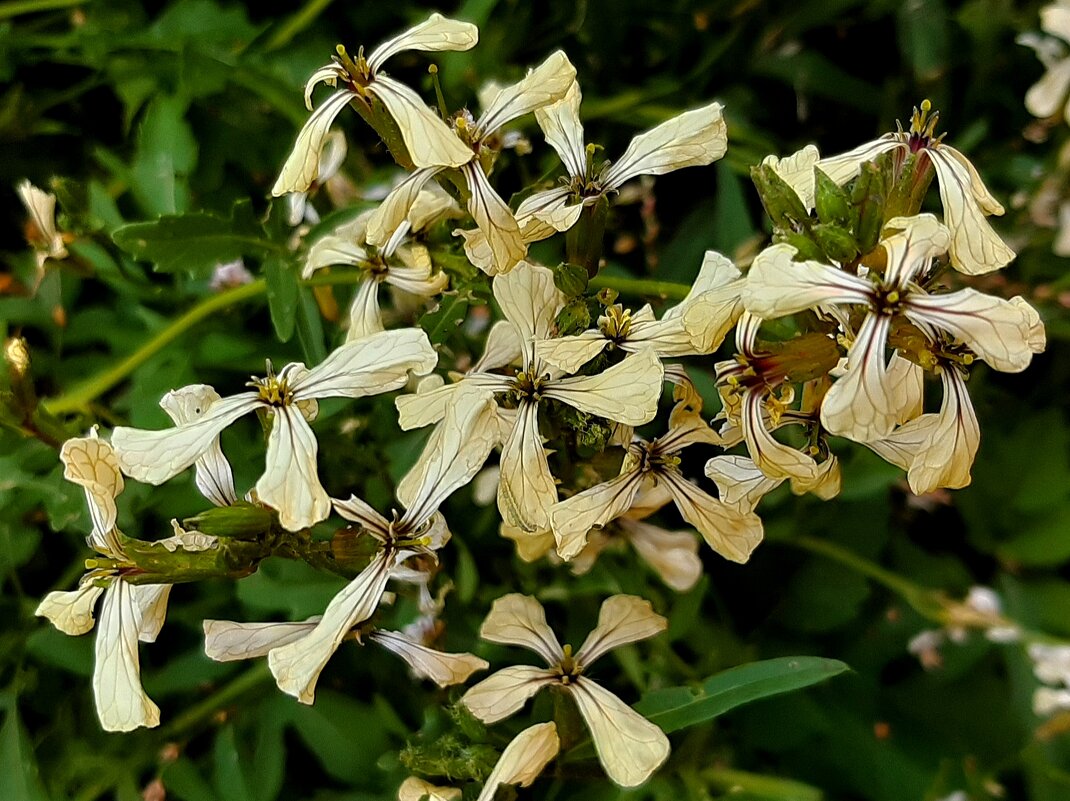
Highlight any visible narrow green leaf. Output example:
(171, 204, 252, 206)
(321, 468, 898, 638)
(264, 255, 298, 342)
(633, 656, 849, 733)
(0, 709, 50, 801)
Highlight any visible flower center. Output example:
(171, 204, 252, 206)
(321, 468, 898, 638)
(249, 362, 294, 407)
(554, 644, 583, 685)
(905, 99, 944, 152)
(598, 304, 632, 342)
(511, 370, 548, 401)
(871, 282, 905, 315)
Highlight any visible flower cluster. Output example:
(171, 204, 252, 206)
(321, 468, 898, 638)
(28, 11, 1046, 796)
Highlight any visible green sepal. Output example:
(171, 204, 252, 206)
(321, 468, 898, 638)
(552, 261, 589, 298)
(555, 298, 591, 336)
(814, 168, 852, 225)
(184, 502, 275, 539)
(811, 223, 859, 263)
(750, 163, 812, 232)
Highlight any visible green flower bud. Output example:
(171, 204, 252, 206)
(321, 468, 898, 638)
(811, 223, 859, 263)
(184, 502, 274, 539)
(814, 168, 851, 225)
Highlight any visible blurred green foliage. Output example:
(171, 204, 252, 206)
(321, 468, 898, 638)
(1, 1, 1069, 800)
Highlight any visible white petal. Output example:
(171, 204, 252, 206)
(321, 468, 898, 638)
(342, 278, 386, 343)
(473, 320, 524, 372)
(535, 81, 586, 178)
(293, 328, 437, 400)
(476, 51, 577, 135)
(535, 330, 610, 374)
(397, 387, 499, 527)
(703, 455, 783, 513)
(815, 135, 902, 187)
(515, 188, 584, 238)
(479, 592, 563, 664)
(332, 494, 390, 538)
(255, 408, 330, 531)
(367, 12, 478, 72)
(604, 102, 727, 189)
(743, 243, 872, 318)
(550, 468, 645, 561)
(60, 434, 123, 544)
(617, 518, 702, 592)
(36, 584, 103, 636)
(268, 550, 393, 704)
(761, 145, 821, 209)
(904, 288, 1036, 373)
(928, 147, 1014, 275)
(903, 369, 979, 494)
(575, 595, 667, 666)
(497, 401, 558, 532)
(93, 581, 160, 732)
(370, 630, 488, 686)
(880, 213, 951, 286)
(398, 777, 461, 801)
(132, 584, 171, 643)
(160, 385, 237, 506)
(461, 665, 557, 724)
(543, 348, 664, 426)
(395, 375, 508, 430)
(302, 233, 369, 279)
(204, 618, 319, 661)
(886, 352, 925, 424)
(820, 313, 898, 442)
(568, 679, 670, 788)
(273, 89, 354, 196)
(677, 252, 745, 352)
(475, 722, 560, 801)
(17, 180, 66, 258)
(462, 162, 525, 275)
(662, 472, 764, 563)
(741, 391, 819, 485)
(1026, 58, 1070, 118)
(1010, 296, 1047, 353)
(112, 394, 260, 485)
(366, 168, 442, 247)
(369, 76, 474, 168)
(492, 261, 565, 355)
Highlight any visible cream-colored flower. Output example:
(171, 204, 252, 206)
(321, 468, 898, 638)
(714, 313, 841, 490)
(523, 82, 727, 238)
(273, 13, 478, 195)
(17, 179, 68, 278)
(744, 215, 1039, 443)
(761, 145, 821, 209)
(807, 102, 1013, 275)
(535, 250, 744, 373)
(285, 130, 348, 226)
(367, 52, 576, 274)
(462, 594, 669, 788)
(35, 434, 178, 731)
(262, 387, 498, 703)
(549, 401, 762, 564)
(112, 329, 436, 531)
(1020, 2, 1070, 125)
(396, 262, 664, 532)
(159, 384, 237, 507)
(303, 200, 449, 341)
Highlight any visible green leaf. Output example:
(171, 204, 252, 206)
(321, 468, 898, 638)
(264, 255, 298, 342)
(633, 657, 849, 733)
(290, 690, 391, 784)
(130, 94, 198, 216)
(213, 725, 253, 801)
(0, 709, 49, 801)
(112, 210, 272, 276)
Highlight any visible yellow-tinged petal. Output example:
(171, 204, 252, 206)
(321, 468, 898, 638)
(550, 468, 646, 561)
(928, 147, 1014, 275)
(535, 81, 586, 178)
(1011, 296, 1047, 353)
(293, 327, 437, 400)
(160, 384, 237, 506)
(344, 278, 385, 343)
(461, 665, 557, 724)
(536, 330, 610, 374)
(256, 408, 330, 531)
(1026, 57, 1070, 118)
(366, 168, 442, 247)
(370, 630, 488, 687)
(501, 523, 557, 562)
(903, 369, 979, 494)
(273, 90, 353, 196)
(493, 261, 565, 355)
(462, 162, 525, 274)
(820, 313, 899, 442)
(367, 12, 477, 72)
(662, 471, 764, 563)
(133, 584, 171, 644)
(479, 593, 563, 664)
(575, 595, 667, 666)
(761, 144, 821, 208)
(568, 678, 670, 788)
(268, 550, 393, 704)
(93, 581, 160, 732)
(497, 401, 558, 532)
(543, 348, 664, 426)
(203, 619, 319, 662)
(475, 722, 560, 801)
(703, 455, 782, 513)
(398, 777, 461, 801)
(61, 434, 124, 545)
(744, 243, 872, 319)
(618, 518, 702, 592)
(603, 102, 728, 188)
(880, 213, 952, 286)
(369, 76, 474, 168)
(476, 51, 577, 136)
(36, 584, 104, 636)
(815, 134, 902, 187)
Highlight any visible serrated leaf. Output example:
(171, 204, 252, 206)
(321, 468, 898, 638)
(112, 209, 272, 276)
(633, 656, 849, 733)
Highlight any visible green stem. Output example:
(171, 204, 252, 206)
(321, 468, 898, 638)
(43, 279, 268, 416)
(158, 662, 273, 739)
(0, 0, 85, 20)
(784, 535, 946, 621)
(263, 0, 336, 52)
(589, 274, 690, 301)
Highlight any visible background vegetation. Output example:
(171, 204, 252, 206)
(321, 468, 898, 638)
(1, 1, 1069, 799)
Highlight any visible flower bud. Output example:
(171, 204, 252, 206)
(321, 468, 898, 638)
(184, 502, 274, 539)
